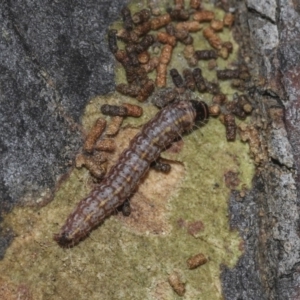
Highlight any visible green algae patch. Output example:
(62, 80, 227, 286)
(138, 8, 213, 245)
(0, 0, 256, 299)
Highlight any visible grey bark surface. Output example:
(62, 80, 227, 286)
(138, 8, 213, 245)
(1, 0, 300, 299)
(221, 1, 300, 299)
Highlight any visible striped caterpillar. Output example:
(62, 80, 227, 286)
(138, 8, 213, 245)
(54, 100, 209, 247)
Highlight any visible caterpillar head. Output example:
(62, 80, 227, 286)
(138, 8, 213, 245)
(190, 100, 209, 123)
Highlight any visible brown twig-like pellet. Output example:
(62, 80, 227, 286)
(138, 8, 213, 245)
(183, 45, 195, 59)
(226, 99, 246, 119)
(193, 10, 215, 22)
(122, 103, 143, 117)
(169, 9, 190, 21)
(222, 41, 233, 53)
(166, 23, 176, 36)
(192, 68, 206, 92)
(205, 80, 220, 95)
(137, 79, 155, 101)
(116, 84, 140, 97)
(108, 29, 118, 54)
(209, 104, 221, 116)
(116, 29, 139, 43)
(133, 21, 152, 37)
(160, 44, 173, 64)
(238, 95, 253, 113)
(183, 69, 196, 91)
(106, 116, 123, 136)
(121, 6, 134, 31)
(218, 47, 229, 59)
(114, 50, 130, 65)
(190, 0, 201, 9)
(132, 9, 151, 24)
(138, 51, 150, 64)
(127, 51, 139, 67)
(157, 32, 177, 47)
(212, 93, 227, 105)
(223, 13, 235, 27)
(126, 35, 155, 54)
(203, 27, 222, 49)
(177, 30, 194, 45)
(168, 272, 186, 296)
(152, 88, 177, 108)
(156, 63, 167, 87)
(224, 114, 236, 141)
(94, 139, 116, 152)
(83, 118, 106, 153)
(210, 19, 224, 31)
(176, 21, 202, 32)
(75, 153, 108, 179)
(151, 14, 171, 30)
(217, 68, 240, 80)
(174, 0, 185, 10)
(142, 56, 160, 73)
(195, 49, 217, 60)
(101, 104, 128, 117)
(170, 68, 185, 88)
(187, 253, 208, 269)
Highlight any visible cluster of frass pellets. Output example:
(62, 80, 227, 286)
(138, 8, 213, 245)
(107, 0, 253, 142)
(76, 103, 143, 180)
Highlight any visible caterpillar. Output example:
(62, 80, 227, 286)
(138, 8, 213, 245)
(54, 100, 209, 247)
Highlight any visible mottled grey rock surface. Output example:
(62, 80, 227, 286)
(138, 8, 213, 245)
(0, 0, 125, 210)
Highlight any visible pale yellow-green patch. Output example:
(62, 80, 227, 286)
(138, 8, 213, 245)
(0, 0, 255, 299)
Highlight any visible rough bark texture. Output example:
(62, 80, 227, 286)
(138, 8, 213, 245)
(1, 0, 300, 299)
(0, 3, 126, 214)
(221, 1, 300, 299)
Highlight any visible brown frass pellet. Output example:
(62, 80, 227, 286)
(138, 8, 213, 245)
(224, 114, 236, 141)
(187, 253, 208, 269)
(133, 21, 152, 36)
(205, 80, 220, 95)
(223, 13, 235, 27)
(94, 139, 116, 152)
(106, 116, 123, 136)
(121, 6, 134, 31)
(183, 69, 195, 91)
(190, 0, 201, 10)
(83, 118, 107, 153)
(108, 29, 118, 54)
(132, 9, 151, 24)
(209, 104, 221, 116)
(170, 68, 185, 88)
(193, 10, 215, 22)
(116, 84, 140, 97)
(169, 9, 190, 21)
(203, 27, 222, 49)
(238, 94, 253, 113)
(101, 104, 128, 117)
(192, 68, 206, 92)
(168, 272, 186, 296)
(195, 49, 217, 60)
(212, 93, 227, 105)
(217, 69, 240, 80)
(122, 103, 143, 117)
(151, 88, 177, 108)
(150, 14, 171, 30)
(137, 79, 155, 101)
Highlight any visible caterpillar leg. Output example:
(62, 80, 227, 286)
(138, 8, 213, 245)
(151, 157, 171, 173)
